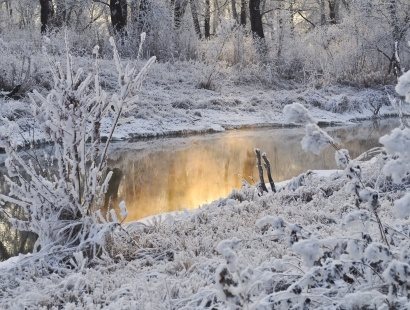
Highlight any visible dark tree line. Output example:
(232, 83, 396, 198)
(38, 0, 254, 39)
(39, 0, 129, 36)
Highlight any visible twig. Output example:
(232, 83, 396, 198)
(255, 148, 268, 193)
(262, 152, 276, 192)
(373, 209, 390, 248)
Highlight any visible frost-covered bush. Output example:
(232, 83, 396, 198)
(283, 102, 337, 155)
(261, 67, 410, 308)
(379, 65, 410, 219)
(0, 35, 155, 268)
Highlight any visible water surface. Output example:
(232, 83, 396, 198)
(106, 119, 399, 221)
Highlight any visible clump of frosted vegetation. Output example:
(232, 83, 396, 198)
(248, 67, 410, 308)
(301, 123, 334, 155)
(0, 34, 155, 269)
(283, 102, 315, 124)
(283, 102, 336, 155)
(379, 66, 410, 219)
(396, 69, 410, 103)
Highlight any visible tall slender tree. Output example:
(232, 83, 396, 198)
(204, 0, 211, 38)
(249, 0, 264, 38)
(190, 0, 202, 38)
(328, 0, 339, 24)
(110, 0, 128, 35)
(231, 0, 238, 23)
(39, 0, 51, 34)
(174, 0, 188, 29)
(240, 0, 246, 26)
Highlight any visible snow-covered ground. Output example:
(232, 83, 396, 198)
(0, 59, 407, 148)
(0, 155, 409, 309)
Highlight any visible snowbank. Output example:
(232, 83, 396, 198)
(1, 159, 408, 309)
(1, 59, 407, 148)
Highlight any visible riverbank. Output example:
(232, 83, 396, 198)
(0, 59, 407, 148)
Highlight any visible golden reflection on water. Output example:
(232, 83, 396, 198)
(107, 121, 398, 221)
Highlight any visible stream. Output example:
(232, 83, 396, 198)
(106, 119, 399, 221)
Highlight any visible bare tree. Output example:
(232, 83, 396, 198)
(277, 1, 284, 59)
(110, 0, 128, 35)
(328, 0, 339, 24)
(388, 0, 401, 77)
(319, 0, 326, 25)
(249, 0, 264, 38)
(240, 0, 246, 26)
(174, 0, 188, 29)
(39, 0, 51, 34)
(133, 0, 151, 35)
(190, 0, 202, 38)
(53, 0, 67, 27)
(231, 0, 238, 23)
(205, 0, 211, 38)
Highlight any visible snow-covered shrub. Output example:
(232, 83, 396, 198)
(283, 102, 337, 155)
(283, 102, 314, 124)
(263, 64, 410, 308)
(301, 124, 334, 155)
(379, 63, 410, 219)
(335, 148, 350, 169)
(292, 238, 322, 267)
(0, 36, 156, 268)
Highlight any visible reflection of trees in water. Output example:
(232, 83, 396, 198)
(0, 147, 57, 261)
(242, 150, 255, 183)
(0, 169, 37, 261)
(0, 203, 37, 261)
(103, 168, 123, 214)
(328, 120, 399, 159)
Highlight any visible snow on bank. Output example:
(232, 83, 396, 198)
(0, 157, 408, 309)
(0, 59, 407, 146)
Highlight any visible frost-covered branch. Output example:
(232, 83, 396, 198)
(0, 35, 155, 268)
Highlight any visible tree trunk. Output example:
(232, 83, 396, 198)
(174, 0, 188, 29)
(240, 0, 246, 26)
(39, 0, 50, 34)
(190, 0, 202, 38)
(249, 0, 264, 39)
(289, 0, 295, 37)
(212, 0, 219, 34)
(277, 3, 284, 59)
(110, 0, 128, 35)
(319, 0, 326, 25)
(130, 0, 140, 33)
(0, 241, 9, 261)
(204, 0, 211, 38)
(262, 153, 276, 192)
(5, 0, 12, 16)
(231, 0, 238, 23)
(255, 149, 268, 193)
(388, 0, 401, 77)
(328, 0, 339, 25)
